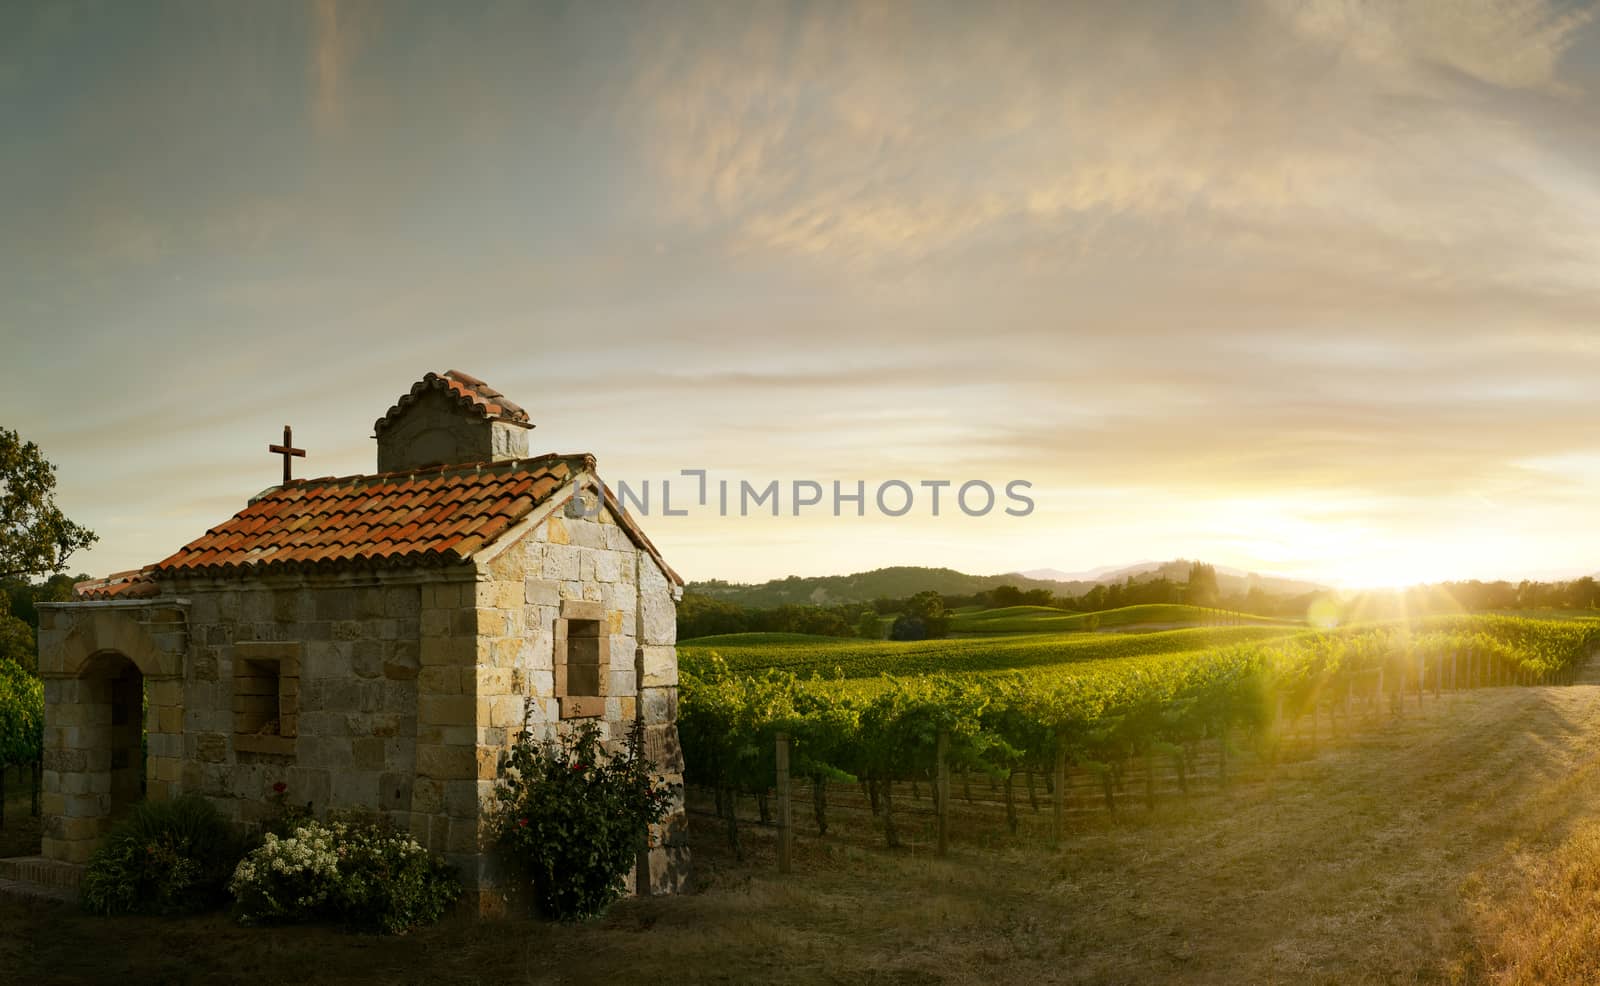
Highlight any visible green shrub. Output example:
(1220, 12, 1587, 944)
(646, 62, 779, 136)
(491, 721, 673, 921)
(80, 796, 242, 915)
(229, 816, 460, 934)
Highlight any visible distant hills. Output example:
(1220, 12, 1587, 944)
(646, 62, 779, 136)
(687, 561, 1326, 607)
(1022, 560, 1325, 598)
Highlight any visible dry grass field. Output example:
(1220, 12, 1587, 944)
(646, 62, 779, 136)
(5, 671, 1600, 985)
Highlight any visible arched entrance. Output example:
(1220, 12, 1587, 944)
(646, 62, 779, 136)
(76, 652, 147, 818)
(39, 605, 186, 864)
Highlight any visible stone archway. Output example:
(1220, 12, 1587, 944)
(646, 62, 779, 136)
(37, 605, 186, 865)
(76, 652, 147, 818)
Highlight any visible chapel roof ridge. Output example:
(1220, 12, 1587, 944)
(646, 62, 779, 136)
(373, 369, 533, 436)
(254, 451, 600, 498)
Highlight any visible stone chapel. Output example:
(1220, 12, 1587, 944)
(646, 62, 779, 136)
(31, 369, 689, 907)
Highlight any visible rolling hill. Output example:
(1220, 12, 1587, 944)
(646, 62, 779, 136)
(686, 562, 1327, 608)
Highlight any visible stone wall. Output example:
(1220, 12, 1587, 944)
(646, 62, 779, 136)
(461, 498, 689, 906)
(35, 602, 188, 864)
(174, 580, 429, 828)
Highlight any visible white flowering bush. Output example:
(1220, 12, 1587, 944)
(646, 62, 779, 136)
(230, 816, 460, 934)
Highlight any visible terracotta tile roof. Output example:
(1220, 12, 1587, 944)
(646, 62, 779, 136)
(374, 370, 532, 435)
(150, 453, 593, 577)
(74, 570, 160, 601)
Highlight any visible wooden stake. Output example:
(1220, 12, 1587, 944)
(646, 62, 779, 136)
(776, 732, 792, 874)
(936, 730, 950, 857)
(1053, 742, 1067, 844)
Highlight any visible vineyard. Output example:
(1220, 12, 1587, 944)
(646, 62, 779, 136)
(0, 658, 44, 829)
(679, 623, 1301, 681)
(677, 613, 1600, 854)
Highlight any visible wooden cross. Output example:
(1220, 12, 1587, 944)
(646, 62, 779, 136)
(269, 425, 306, 483)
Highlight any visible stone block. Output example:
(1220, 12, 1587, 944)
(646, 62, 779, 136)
(420, 609, 452, 638)
(416, 743, 475, 780)
(351, 639, 386, 679)
(639, 557, 669, 592)
(606, 667, 636, 699)
(147, 679, 184, 708)
(570, 519, 606, 549)
(641, 590, 676, 646)
(474, 608, 504, 637)
(524, 578, 560, 606)
(286, 766, 332, 810)
(544, 516, 569, 545)
(443, 817, 476, 854)
(420, 695, 475, 726)
(544, 544, 580, 581)
(640, 686, 677, 725)
(488, 695, 523, 728)
(475, 747, 501, 781)
(380, 771, 414, 810)
(411, 777, 444, 813)
(353, 737, 387, 770)
(640, 645, 677, 687)
(643, 723, 685, 773)
(417, 666, 461, 695)
(331, 770, 380, 809)
(196, 733, 228, 763)
(314, 591, 356, 622)
(384, 586, 421, 619)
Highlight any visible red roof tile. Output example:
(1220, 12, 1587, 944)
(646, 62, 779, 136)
(373, 370, 532, 435)
(150, 453, 592, 577)
(74, 570, 160, 601)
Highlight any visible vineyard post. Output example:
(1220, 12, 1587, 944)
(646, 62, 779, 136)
(882, 778, 899, 848)
(1218, 715, 1229, 789)
(1053, 739, 1067, 844)
(936, 729, 950, 857)
(1375, 665, 1385, 719)
(776, 732, 792, 875)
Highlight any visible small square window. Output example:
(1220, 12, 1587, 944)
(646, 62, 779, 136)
(555, 605, 609, 719)
(235, 658, 282, 735)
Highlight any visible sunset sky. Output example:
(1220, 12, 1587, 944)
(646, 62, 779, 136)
(4, 1, 1599, 588)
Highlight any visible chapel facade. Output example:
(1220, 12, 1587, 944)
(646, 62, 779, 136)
(32, 370, 689, 907)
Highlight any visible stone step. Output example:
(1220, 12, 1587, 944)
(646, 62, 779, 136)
(0, 876, 78, 906)
(0, 855, 84, 889)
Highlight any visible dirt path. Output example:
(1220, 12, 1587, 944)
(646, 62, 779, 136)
(6, 677, 1600, 984)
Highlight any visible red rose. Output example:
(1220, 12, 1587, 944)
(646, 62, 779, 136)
(517, 818, 528, 828)
(272, 782, 287, 794)
(572, 763, 585, 771)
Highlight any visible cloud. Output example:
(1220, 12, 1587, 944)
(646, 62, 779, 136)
(1266, 0, 1597, 92)
(625, 0, 1600, 295)
(310, 0, 374, 134)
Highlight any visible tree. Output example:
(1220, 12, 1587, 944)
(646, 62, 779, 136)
(0, 608, 33, 673)
(1184, 562, 1220, 607)
(1, 429, 96, 580)
(904, 590, 950, 638)
(856, 609, 882, 639)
